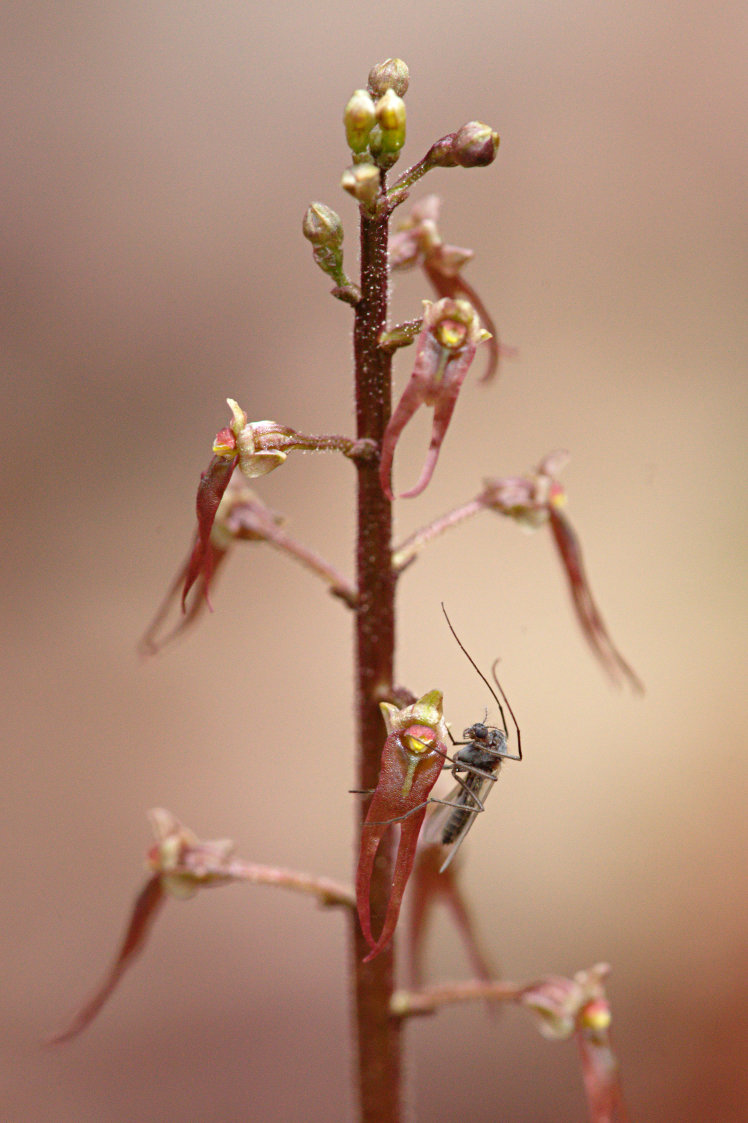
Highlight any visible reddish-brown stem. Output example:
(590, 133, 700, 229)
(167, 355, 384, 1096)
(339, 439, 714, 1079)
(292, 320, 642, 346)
(221, 860, 354, 908)
(391, 978, 526, 1017)
(352, 191, 401, 1122)
(392, 495, 486, 573)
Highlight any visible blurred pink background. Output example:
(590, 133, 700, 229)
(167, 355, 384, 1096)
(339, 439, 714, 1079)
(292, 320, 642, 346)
(3, 3, 747, 1120)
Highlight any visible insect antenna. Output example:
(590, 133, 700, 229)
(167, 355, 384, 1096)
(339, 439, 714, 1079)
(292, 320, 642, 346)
(490, 658, 522, 761)
(441, 602, 522, 761)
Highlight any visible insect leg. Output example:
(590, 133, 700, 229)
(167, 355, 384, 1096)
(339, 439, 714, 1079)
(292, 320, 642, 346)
(367, 793, 483, 827)
(447, 768, 497, 810)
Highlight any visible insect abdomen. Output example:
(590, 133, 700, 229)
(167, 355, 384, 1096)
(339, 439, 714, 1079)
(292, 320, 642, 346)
(440, 781, 478, 844)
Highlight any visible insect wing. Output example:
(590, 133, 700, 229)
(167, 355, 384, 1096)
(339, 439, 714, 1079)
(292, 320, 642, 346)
(423, 770, 496, 871)
(422, 778, 462, 845)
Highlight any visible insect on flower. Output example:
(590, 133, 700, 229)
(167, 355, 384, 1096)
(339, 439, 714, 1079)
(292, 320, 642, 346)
(424, 605, 522, 871)
(355, 690, 451, 961)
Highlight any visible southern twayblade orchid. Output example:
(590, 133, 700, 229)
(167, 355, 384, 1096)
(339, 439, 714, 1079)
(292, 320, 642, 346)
(389, 193, 510, 382)
(521, 963, 629, 1123)
(180, 398, 294, 612)
(482, 452, 643, 692)
(379, 298, 490, 500)
(49, 810, 354, 1044)
(47, 810, 236, 1044)
(356, 690, 450, 962)
(141, 398, 368, 652)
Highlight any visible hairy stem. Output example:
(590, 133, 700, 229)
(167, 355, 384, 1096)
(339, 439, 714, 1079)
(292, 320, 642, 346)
(352, 190, 401, 1122)
(276, 433, 377, 458)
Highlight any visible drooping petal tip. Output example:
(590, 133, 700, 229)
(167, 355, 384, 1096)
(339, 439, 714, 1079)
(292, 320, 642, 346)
(380, 299, 487, 500)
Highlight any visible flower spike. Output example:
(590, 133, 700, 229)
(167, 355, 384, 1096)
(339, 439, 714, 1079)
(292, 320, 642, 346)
(379, 299, 489, 500)
(356, 691, 449, 960)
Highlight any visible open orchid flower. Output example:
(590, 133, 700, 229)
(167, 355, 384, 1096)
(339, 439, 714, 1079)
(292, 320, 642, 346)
(48, 811, 238, 1044)
(521, 964, 629, 1123)
(390, 194, 510, 382)
(482, 452, 643, 692)
(140, 400, 297, 653)
(379, 298, 490, 500)
(181, 399, 295, 611)
(50, 810, 354, 1045)
(356, 691, 450, 962)
(140, 481, 284, 655)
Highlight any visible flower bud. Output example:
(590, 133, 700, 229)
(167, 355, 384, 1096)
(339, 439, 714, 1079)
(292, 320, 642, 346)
(452, 121, 500, 167)
(375, 88, 407, 155)
(302, 205, 349, 285)
(344, 88, 376, 154)
(368, 58, 409, 98)
(341, 162, 381, 207)
(302, 202, 344, 247)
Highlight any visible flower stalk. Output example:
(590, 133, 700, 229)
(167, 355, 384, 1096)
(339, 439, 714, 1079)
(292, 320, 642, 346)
(351, 179, 402, 1121)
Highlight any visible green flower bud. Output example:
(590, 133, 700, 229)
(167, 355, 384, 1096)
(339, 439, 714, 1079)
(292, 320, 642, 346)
(368, 58, 409, 98)
(344, 88, 376, 154)
(375, 88, 407, 155)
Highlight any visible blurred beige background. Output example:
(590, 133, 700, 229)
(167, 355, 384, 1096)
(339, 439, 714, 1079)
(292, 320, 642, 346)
(3, 3, 747, 1121)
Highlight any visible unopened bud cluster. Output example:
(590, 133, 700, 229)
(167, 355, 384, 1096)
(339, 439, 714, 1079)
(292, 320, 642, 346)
(342, 58, 409, 188)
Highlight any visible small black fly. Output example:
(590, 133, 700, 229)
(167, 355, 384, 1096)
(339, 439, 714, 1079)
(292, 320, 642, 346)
(425, 605, 522, 871)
